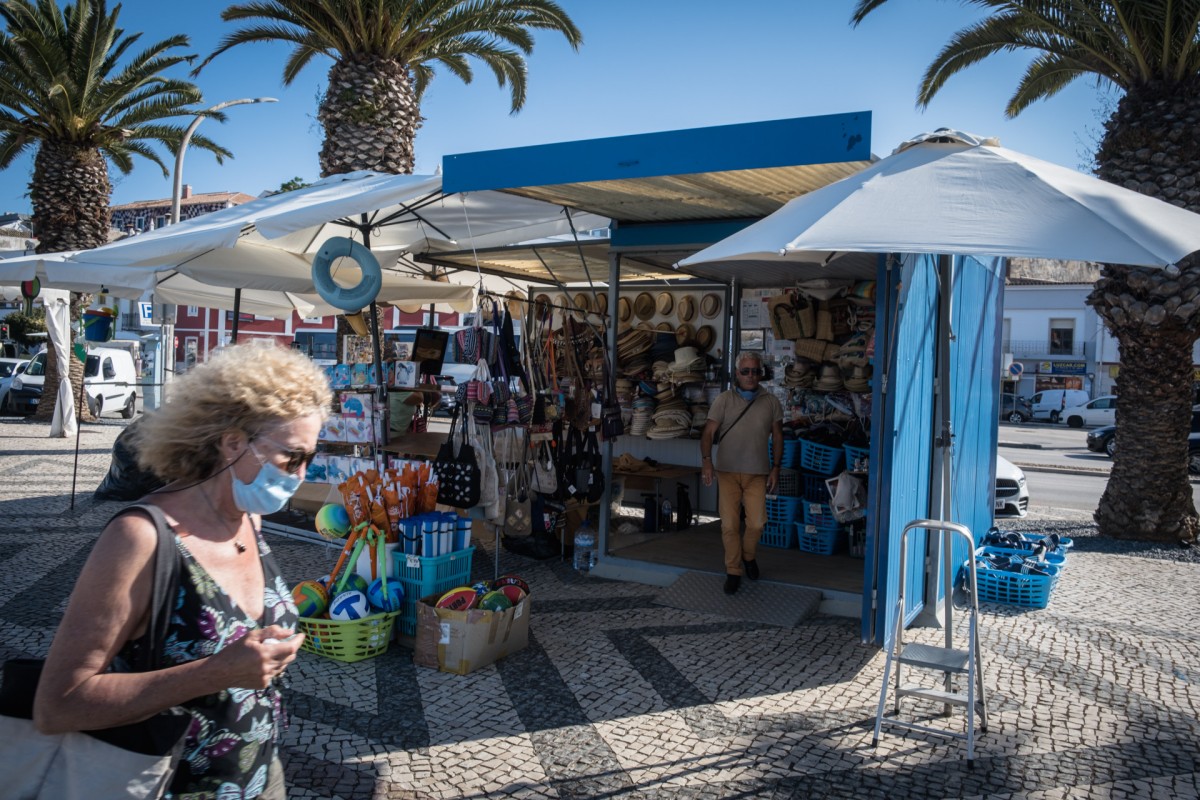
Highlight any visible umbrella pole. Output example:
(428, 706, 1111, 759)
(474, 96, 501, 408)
(231, 288, 241, 344)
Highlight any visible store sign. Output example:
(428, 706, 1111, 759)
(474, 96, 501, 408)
(1037, 360, 1086, 375)
(138, 302, 154, 327)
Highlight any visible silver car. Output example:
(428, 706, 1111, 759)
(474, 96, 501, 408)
(0, 357, 29, 414)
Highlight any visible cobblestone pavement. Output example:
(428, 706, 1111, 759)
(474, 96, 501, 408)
(1, 418, 1198, 799)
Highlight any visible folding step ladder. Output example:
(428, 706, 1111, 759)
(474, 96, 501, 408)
(872, 519, 989, 764)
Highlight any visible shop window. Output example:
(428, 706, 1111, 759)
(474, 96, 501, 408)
(1049, 319, 1074, 355)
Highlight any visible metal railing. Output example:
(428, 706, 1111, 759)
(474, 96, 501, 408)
(1002, 339, 1088, 358)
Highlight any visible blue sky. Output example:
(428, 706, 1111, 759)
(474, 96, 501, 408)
(0, 0, 1110, 214)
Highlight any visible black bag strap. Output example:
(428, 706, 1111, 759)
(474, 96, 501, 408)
(716, 392, 759, 444)
(107, 503, 180, 672)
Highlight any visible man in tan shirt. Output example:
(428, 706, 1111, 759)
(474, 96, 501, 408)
(700, 351, 784, 595)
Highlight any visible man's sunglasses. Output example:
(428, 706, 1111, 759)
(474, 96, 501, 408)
(738, 367, 764, 377)
(255, 434, 317, 473)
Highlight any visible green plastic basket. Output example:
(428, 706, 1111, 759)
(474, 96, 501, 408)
(298, 610, 399, 663)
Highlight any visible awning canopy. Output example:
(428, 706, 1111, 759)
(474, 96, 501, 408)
(426, 112, 877, 287)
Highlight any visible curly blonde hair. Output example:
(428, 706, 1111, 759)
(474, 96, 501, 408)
(132, 344, 332, 482)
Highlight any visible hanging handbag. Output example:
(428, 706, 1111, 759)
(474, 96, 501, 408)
(529, 440, 559, 496)
(503, 461, 534, 537)
(469, 413, 501, 516)
(582, 430, 606, 503)
(435, 409, 482, 509)
(0, 504, 189, 800)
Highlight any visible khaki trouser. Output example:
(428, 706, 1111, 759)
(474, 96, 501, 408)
(716, 471, 767, 575)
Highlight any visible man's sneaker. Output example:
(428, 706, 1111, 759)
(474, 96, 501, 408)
(724, 574, 741, 595)
(743, 559, 759, 580)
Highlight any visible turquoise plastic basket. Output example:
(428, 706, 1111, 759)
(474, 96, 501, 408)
(759, 522, 797, 549)
(393, 546, 475, 636)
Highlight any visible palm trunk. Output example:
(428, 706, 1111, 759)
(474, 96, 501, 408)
(1087, 80, 1200, 543)
(29, 140, 110, 423)
(318, 56, 421, 177)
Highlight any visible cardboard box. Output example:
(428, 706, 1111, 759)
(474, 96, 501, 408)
(413, 595, 530, 675)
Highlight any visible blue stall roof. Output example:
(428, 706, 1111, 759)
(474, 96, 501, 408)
(424, 113, 875, 284)
(443, 112, 873, 226)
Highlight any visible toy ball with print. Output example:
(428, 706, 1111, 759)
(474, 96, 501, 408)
(478, 590, 513, 612)
(493, 574, 530, 595)
(498, 584, 526, 605)
(435, 587, 478, 611)
(338, 573, 370, 597)
(292, 580, 329, 618)
(316, 504, 351, 540)
(330, 590, 370, 620)
(367, 576, 404, 612)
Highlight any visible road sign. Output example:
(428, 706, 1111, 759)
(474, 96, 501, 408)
(1009, 362, 1024, 378)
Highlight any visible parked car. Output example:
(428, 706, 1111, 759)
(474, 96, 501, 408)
(8, 347, 138, 418)
(0, 357, 29, 414)
(7, 351, 46, 414)
(1029, 388, 1090, 423)
(995, 455, 1029, 517)
(1064, 395, 1116, 428)
(999, 395, 1032, 423)
(1190, 439, 1200, 475)
(1086, 424, 1116, 457)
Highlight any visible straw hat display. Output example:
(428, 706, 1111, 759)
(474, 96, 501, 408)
(629, 396, 655, 436)
(647, 394, 690, 439)
(814, 363, 844, 392)
(657, 291, 674, 316)
(573, 292, 592, 314)
(675, 322, 694, 346)
(617, 296, 632, 323)
(677, 294, 696, 323)
(694, 325, 716, 352)
(634, 292, 655, 320)
(781, 361, 816, 389)
(596, 292, 608, 316)
(667, 346, 705, 383)
(656, 322, 674, 333)
(844, 364, 873, 393)
(534, 294, 552, 316)
(700, 292, 722, 319)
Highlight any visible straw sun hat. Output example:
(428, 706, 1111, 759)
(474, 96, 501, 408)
(677, 294, 696, 323)
(618, 296, 632, 323)
(700, 293, 721, 319)
(634, 292, 655, 320)
(657, 292, 674, 316)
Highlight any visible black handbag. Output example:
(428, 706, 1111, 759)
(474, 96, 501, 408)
(435, 408, 482, 509)
(0, 504, 190, 796)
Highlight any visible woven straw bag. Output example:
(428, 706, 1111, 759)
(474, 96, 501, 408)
(793, 338, 828, 362)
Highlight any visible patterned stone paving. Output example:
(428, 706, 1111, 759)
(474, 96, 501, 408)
(1, 418, 1198, 798)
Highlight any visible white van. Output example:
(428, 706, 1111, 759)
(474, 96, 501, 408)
(85, 347, 138, 418)
(1028, 389, 1089, 423)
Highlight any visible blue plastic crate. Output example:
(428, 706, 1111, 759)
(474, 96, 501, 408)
(800, 471, 831, 503)
(974, 556, 1060, 609)
(802, 501, 840, 532)
(843, 444, 870, 472)
(759, 522, 797, 549)
(765, 495, 804, 524)
(797, 523, 841, 555)
(769, 438, 802, 470)
(799, 440, 845, 476)
(980, 544, 1066, 568)
(393, 546, 475, 636)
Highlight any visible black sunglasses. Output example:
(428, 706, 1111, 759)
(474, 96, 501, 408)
(256, 434, 317, 473)
(738, 367, 764, 377)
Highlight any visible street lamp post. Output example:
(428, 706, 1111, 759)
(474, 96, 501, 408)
(156, 97, 276, 408)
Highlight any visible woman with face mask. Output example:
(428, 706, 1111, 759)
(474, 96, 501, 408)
(33, 344, 331, 799)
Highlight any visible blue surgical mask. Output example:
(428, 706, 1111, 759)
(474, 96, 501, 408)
(737, 388, 757, 402)
(231, 443, 303, 515)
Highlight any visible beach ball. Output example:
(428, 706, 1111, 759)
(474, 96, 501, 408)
(339, 573, 369, 597)
(292, 580, 329, 618)
(498, 584, 526, 606)
(329, 590, 369, 621)
(478, 590, 513, 613)
(316, 504, 351, 540)
(494, 574, 530, 595)
(367, 577, 404, 612)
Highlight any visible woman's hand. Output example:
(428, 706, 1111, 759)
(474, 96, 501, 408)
(212, 626, 305, 690)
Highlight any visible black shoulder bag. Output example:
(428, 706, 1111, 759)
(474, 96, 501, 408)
(435, 407, 482, 509)
(0, 503, 190, 797)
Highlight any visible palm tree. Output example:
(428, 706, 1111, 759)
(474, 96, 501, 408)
(197, 0, 582, 177)
(851, 0, 1200, 544)
(0, 0, 231, 423)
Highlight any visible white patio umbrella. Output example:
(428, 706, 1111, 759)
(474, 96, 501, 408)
(680, 128, 1200, 642)
(679, 129, 1200, 270)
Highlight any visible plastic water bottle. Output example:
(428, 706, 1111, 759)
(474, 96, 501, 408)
(573, 521, 596, 572)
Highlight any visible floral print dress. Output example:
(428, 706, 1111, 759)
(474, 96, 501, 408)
(158, 527, 299, 799)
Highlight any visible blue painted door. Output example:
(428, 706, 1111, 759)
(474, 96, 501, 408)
(862, 253, 938, 645)
(946, 255, 1006, 576)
